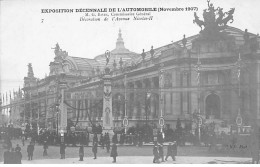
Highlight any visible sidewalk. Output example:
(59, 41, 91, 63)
(21, 156, 252, 164)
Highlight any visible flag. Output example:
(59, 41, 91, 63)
(10, 91, 12, 101)
(6, 92, 8, 104)
(13, 89, 15, 99)
(19, 87, 21, 97)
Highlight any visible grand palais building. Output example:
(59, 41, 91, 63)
(2, 3, 260, 134)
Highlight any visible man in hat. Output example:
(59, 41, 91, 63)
(165, 142, 173, 161)
(27, 142, 34, 160)
(110, 143, 118, 163)
(158, 144, 165, 162)
(15, 144, 21, 152)
(15, 147, 23, 164)
(172, 141, 178, 161)
(92, 141, 98, 159)
(79, 145, 84, 161)
(153, 144, 160, 163)
(60, 142, 66, 159)
(43, 141, 48, 156)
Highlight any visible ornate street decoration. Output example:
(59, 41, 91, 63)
(104, 87, 111, 101)
(193, 0, 235, 36)
(105, 50, 111, 65)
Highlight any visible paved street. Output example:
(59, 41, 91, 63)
(21, 156, 251, 164)
(0, 139, 253, 164)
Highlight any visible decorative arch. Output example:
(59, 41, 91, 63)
(205, 92, 221, 119)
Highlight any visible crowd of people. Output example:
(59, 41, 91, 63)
(1, 123, 260, 164)
(3, 144, 22, 164)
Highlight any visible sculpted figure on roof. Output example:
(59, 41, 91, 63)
(53, 43, 61, 57)
(193, 0, 235, 35)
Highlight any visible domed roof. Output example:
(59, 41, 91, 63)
(94, 29, 139, 69)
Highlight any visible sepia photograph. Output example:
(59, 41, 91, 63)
(0, 0, 260, 164)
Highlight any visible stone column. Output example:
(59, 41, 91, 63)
(150, 78, 155, 119)
(59, 82, 67, 132)
(102, 68, 113, 132)
(133, 81, 137, 119)
(190, 70, 198, 114)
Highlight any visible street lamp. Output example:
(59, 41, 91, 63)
(195, 46, 202, 143)
(235, 52, 244, 130)
(123, 74, 128, 134)
(159, 64, 165, 133)
(55, 104, 59, 135)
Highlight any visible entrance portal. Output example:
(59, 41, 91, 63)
(205, 93, 221, 119)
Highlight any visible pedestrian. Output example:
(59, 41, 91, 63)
(22, 135, 25, 146)
(99, 133, 104, 149)
(60, 143, 66, 159)
(158, 144, 165, 162)
(27, 142, 34, 160)
(15, 144, 21, 152)
(15, 147, 23, 164)
(112, 133, 118, 144)
(10, 148, 16, 164)
(86, 132, 89, 146)
(79, 145, 84, 161)
(153, 145, 160, 163)
(43, 141, 48, 156)
(106, 137, 111, 153)
(3, 147, 11, 164)
(110, 143, 118, 163)
(165, 142, 173, 161)
(92, 141, 98, 159)
(172, 141, 178, 161)
(251, 139, 259, 164)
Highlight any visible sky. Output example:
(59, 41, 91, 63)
(0, 0, 260, 104)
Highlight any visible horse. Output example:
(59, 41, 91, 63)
(221, 8, 235, 26)
(193, 12, 205, 30)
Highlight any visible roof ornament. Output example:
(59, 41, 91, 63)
(52, 43, 61, 57)
(150, 46, 154, 59)
(243, 29, 250, 44)
(27, 63, 34, 78)
(182, 35, 187, 48)
(193, 0, 235, 35)
(141, 49, 146, 61)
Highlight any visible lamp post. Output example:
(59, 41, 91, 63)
(235, 52, 243, 130)
(56, 104, 59, 135)
(123, 74, 128, 134)
(195, 47, 202, 143)
(159, 64, 165, 133)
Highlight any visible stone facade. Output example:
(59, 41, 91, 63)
(3, 5, 260, 131)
